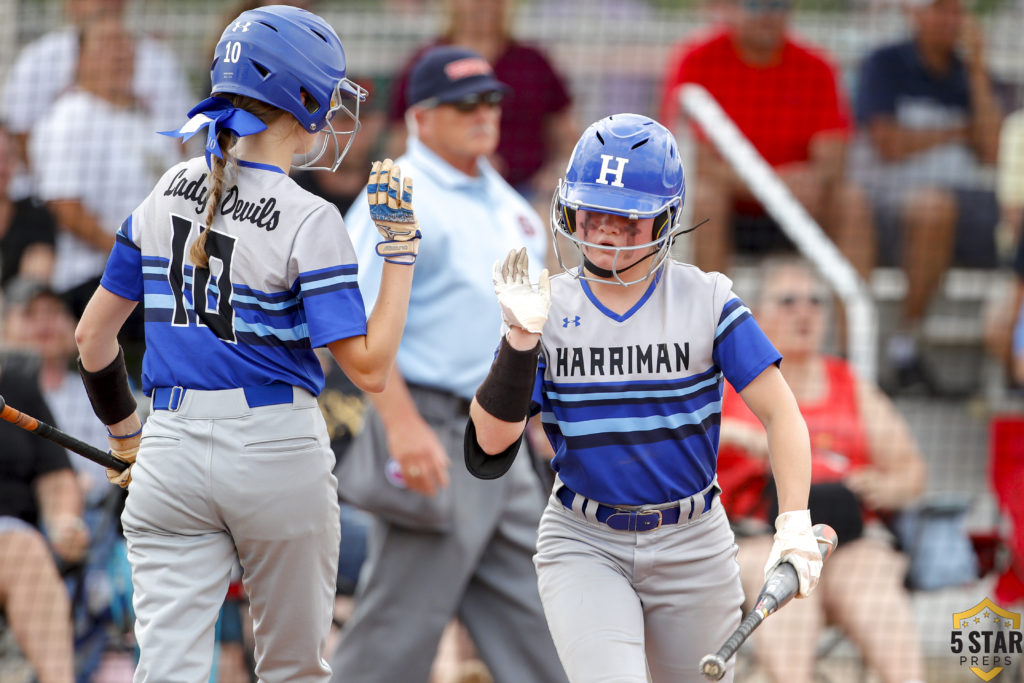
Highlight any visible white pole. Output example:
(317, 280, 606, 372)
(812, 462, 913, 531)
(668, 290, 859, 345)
(679, 83, 877, 381)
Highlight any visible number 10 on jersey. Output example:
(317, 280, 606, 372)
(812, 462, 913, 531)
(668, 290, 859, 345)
(168, 214, 238, 343)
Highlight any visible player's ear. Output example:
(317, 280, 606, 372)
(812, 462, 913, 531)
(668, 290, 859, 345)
(652, 211, 669, 240)
(410, 105, 430, 130)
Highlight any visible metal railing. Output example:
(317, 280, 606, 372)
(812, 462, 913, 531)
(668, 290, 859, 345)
(678, 83, 879, 381)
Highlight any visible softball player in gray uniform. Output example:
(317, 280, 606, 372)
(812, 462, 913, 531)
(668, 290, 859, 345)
(467, 114, 824, 682)
(74, 6, 420, 682)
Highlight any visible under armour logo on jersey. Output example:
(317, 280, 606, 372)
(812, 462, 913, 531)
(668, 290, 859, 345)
(562, 316, 581, 328)
(595, 155, 628, 187)
(232, 21, 252, 32)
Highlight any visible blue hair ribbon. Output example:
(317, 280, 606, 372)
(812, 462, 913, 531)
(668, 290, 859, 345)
(160, 96, 268, 169)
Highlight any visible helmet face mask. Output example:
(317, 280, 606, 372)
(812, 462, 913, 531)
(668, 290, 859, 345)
(211, 6, 366, 170)
(550, 114, 686, 286)
(292, 78, 367, 172)
(549, 183, 678, 287)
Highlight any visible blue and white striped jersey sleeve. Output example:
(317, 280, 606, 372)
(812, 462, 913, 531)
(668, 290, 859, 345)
(100, 213, 144, 302)
(290, 204, 368, 348)
(712, 294, 781, 391)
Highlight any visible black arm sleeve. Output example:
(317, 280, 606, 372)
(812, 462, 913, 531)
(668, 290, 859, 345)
(474, 336, 540, 423)
(464, 418, 525, 480)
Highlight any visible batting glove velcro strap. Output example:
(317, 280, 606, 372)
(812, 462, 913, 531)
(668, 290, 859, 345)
(764, 509, 822, 598)
(368, 159, 418, 241)
(106, 430, 141, 489)
(493, 248, 551, 334)
(375, 231, 422, 261)
(475, 335, 540, 424)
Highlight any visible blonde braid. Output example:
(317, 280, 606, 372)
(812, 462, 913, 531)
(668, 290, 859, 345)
(190, 129, 234, 268)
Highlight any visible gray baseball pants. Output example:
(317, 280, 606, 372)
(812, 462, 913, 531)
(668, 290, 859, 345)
(122, 387, 340, 683)
(534, 487, 744, 683)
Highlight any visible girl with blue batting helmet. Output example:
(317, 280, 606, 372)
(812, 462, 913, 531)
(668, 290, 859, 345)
(470, 113, 822, 682)
(74, 5, 420, 681)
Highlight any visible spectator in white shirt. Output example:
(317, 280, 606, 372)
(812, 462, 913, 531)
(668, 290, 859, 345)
(27, 11, 180, 318)
(2, 0, 192, 200)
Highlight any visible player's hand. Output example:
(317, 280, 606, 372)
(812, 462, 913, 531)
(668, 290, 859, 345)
(764, 509, 822, 598)
(369, 159, 420, 261)
(493, 248, 551, 335)
(106, 430, 141, 488)
(386, 413, 450, 497)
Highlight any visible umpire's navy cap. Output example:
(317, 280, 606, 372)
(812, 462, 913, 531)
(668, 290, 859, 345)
(407, 46, 510, 108)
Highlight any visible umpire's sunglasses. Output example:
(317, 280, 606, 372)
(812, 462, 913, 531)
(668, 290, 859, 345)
(422, 91, 504, 113)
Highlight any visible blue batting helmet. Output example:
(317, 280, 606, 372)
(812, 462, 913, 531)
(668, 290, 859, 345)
(550, 113, 687, 285)
(211, 5, 365, 169)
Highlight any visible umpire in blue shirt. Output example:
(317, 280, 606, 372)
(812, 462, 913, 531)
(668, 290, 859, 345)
(329, 46, 567, 683)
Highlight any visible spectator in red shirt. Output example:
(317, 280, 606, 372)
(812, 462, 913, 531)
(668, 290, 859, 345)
(659, 0, 874, 279)
(385, 0, 578, 205)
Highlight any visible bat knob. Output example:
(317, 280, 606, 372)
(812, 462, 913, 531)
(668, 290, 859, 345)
(699, 653, 727, 681)
(0, 395, 5, 412)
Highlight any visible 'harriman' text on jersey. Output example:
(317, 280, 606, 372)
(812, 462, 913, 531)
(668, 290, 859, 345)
(554, 343, 689, 377)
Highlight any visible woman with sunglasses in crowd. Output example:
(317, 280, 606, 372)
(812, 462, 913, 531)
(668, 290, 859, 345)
(717, 256, 928, 683)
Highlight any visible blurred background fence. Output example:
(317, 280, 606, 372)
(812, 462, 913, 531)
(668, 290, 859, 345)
(2, 0, 1024, 681)
(4, 1, 1024, 131)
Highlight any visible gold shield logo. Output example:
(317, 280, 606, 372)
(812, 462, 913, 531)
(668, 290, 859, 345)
(951, 598, 1022, 681)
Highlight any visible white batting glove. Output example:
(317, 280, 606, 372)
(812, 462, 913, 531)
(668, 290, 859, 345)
(493, 248, 551, 335)
(369, 159, 420, 262)
(764, 509, 822, 598)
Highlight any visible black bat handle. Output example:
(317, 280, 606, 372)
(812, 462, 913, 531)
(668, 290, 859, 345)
(34, 420, 128, 472)
(717, 609, 765, 661)
(0, 395, 128, 472)
(26, 417, 128, 471)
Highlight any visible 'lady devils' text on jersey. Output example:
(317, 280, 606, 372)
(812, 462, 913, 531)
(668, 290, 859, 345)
(533, 262, 781, 507)
(101, 156, 367, 396)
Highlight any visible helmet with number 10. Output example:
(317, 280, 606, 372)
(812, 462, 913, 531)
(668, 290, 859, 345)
(550, 113, 687, 286)
(210, 4, 366, 171)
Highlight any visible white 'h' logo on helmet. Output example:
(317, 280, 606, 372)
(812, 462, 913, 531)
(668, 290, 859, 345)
(595, 155, 629, 187)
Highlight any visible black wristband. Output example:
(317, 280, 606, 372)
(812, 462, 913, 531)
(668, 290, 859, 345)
(78, 347, 137, 426)
(474, 335, 540, 423)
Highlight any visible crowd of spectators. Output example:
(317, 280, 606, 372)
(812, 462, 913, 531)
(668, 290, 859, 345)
(0, 0, 1021, 681)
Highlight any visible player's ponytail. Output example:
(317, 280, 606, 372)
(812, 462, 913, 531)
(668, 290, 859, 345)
(190, 128, 233, 269)
(189, 94, 290, 268)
